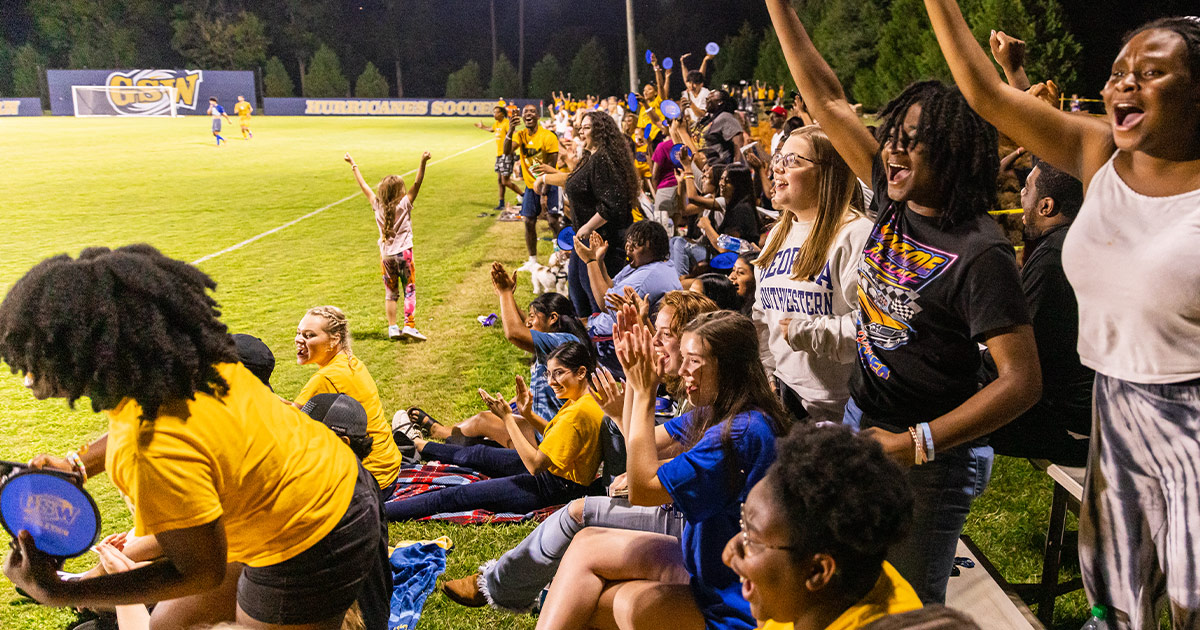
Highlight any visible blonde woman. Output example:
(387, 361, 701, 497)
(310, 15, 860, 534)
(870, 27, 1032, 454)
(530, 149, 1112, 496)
(345, 151, 430, 341)
(752, 125, 871, 423)
(295, 305, 403, 501)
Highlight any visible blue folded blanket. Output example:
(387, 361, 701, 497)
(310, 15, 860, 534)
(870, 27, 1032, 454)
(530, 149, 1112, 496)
(388, 540, 451, 630)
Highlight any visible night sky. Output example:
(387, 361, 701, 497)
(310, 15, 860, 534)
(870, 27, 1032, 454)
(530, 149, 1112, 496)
(1, 0, 1194, 98)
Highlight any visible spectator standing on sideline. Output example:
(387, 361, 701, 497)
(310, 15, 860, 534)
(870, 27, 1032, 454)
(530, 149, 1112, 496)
(536, 110, 639, 318)
(506, 104, 564, 271)
(984, 161, 1092, 466)
(920, 9, 1200, 623)
(477, 105, 524, 210)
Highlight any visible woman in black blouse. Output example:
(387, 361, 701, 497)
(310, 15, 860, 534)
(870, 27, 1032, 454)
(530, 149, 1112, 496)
(537, 111, 639, 317)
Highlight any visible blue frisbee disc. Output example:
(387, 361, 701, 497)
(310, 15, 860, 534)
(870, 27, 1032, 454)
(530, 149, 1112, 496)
(706, 42, 720, 56)
(644, 49, 654, 65)
(643, 123, 653, 140)
(669, 144, 692, 168)
(710, 252, 738, 270)
(654, 397, 673, 413)
(0, 470, 100, 558)
(662, 57, 673, 70)
(556, 226, 576, 251)
(660, 99, 681, 120)
(627, 92, 640, 113)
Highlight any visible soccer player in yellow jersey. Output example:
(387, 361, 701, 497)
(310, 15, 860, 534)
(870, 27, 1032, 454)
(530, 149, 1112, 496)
(476, 105, 523, 209)
(233, 95, 253, 139)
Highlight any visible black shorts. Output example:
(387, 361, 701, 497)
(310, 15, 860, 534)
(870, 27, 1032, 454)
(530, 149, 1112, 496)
(494, 154, 515, 174)
(237, 463, 386, 625)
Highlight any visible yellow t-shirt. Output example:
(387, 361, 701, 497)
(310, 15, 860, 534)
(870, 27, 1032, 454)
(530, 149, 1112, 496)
(296, 353, 402, 489)
(234, 101, 252, 120)
(537, 393, 604, 485)
(492, 118, 510, 156)
(512, 125, 560, 188)
(105, 362, 358, 567)
(762, 562, 922, 630)
(636, 96, 663, 142)
(630, 132, 652, 179)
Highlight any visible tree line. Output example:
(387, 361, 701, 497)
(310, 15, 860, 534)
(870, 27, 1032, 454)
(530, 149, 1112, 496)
(0, 0, 1079, 109)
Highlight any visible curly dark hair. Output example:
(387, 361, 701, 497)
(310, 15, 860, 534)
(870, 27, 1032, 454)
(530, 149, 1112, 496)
(578, 110, 640, 201)
(0, 244, 239, 421)
(766, 423, 913, 600)
(876, 80, 999, 228)
(624, 220, 670, 262)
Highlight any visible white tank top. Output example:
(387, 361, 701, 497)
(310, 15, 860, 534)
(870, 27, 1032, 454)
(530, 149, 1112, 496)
(1061, 152, 1200, 384)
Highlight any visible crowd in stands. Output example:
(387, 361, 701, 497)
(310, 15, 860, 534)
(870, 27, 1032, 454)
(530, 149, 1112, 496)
(2, 3, 1199, 630)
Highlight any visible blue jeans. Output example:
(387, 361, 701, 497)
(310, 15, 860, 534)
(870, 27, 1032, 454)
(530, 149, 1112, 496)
(669, 236, 708, 276)
(480, 496, 685, 611)
(383, 442, 589, 521)
(567, 252, 600, 318)
(843, 397, 994, 604)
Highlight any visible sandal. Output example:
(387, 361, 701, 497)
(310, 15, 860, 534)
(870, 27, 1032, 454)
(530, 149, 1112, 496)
(406, 406, 443, 436)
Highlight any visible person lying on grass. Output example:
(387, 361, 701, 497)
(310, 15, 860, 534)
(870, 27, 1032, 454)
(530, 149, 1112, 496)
(384, 341, 605, 520)
(723, 423, 920, 630)
(531, 311, 789, 630)
(400, 263, 590, 448)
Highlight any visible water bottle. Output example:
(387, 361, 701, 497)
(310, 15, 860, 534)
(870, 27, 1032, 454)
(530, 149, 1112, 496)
(1080, 605, 1109, 630)
(717, 234, 754, 254)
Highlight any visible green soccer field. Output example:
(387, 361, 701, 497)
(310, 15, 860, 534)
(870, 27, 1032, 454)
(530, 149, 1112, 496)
(0, 115, 1087, 630)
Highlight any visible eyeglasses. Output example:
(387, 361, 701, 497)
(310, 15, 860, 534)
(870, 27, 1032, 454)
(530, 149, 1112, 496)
(771, 152, 819, 169)
(739, 503, 796, 556)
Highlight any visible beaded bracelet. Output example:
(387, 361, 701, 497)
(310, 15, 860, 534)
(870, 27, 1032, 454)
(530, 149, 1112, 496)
(65, 451, 88, 483)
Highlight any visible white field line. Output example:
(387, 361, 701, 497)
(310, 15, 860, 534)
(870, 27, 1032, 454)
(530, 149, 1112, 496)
(190, 138, 493, 266)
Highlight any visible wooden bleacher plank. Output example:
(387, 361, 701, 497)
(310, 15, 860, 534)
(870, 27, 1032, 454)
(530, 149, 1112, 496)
(1046, 464, 1086, 502)
(947, 537, 1043, 630)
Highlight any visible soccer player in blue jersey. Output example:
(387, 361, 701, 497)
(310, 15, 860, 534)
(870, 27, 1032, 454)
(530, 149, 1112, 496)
(207, 97, 233, 146)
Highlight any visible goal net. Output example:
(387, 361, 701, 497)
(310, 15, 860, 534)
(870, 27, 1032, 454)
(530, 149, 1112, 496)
(71, 85, 179, 117)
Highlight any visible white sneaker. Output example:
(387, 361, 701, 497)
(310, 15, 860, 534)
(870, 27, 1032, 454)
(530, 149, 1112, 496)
(388, 324, 402, 340)
(402, 326, 427, 341)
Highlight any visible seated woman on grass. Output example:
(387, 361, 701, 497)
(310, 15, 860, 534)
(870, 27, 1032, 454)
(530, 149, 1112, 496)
(295, 305, 404, 502)
(385, 341, 605, 520)
(532, 311, 789, 630)
(723, 423, 919, 630)
(401, 262, 590, 448)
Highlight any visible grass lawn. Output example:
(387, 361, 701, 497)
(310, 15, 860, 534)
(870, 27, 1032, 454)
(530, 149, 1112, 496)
(0, 115, 1085, 630)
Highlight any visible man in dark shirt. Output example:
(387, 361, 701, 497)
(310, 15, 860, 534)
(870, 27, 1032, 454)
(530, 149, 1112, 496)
(986, 160, 1093, 466)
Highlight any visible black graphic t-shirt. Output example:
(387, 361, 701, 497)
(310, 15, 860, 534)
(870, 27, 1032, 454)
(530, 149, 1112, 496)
(850, 156, 1030, 429)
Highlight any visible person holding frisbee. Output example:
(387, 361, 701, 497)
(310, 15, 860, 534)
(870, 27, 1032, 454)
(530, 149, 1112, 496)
(0, 245, 388, 630)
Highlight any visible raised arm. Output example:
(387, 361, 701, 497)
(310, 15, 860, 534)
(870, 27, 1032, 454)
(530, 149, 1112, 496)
(490, 262, 534, 353)
(989, 31, 1031, 90)
(343, 153, 377, 204)
(764, 0, 879, 182)
(406, 151, 431, 203)
(921, 0, 1113, 182)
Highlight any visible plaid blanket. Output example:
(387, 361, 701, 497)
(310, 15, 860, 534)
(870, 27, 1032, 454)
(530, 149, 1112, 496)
(386, 463, 563, 525)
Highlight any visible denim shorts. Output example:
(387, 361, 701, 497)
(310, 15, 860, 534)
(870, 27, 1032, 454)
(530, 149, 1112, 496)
(520, 187, 562, 218)
(237, 464, 384, 625)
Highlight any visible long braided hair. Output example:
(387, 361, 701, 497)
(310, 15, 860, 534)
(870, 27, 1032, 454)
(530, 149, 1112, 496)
(0, 244, 239, 421)
(875, 80, 999, 228)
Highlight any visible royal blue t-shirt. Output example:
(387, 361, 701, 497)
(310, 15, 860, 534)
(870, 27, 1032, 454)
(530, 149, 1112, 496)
(658, 409, 778, 630)
(530, 330, 579, 421)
